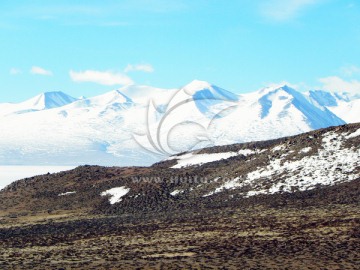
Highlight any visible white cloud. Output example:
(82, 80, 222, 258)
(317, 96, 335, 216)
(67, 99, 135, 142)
(340, 65, 360, 77)
(69, 70, 133, 86)
(30, 66, 53, 76)
(319, 76, 360, 95)
(260, 0, 320, 21)
(124, 63, 154, 73)
(9, 68, 21, 75)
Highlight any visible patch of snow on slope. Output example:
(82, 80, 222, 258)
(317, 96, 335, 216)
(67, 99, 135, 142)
(238, 149, 257, 156)
(101, 186, 130, 204)
(299, 147, 312, 153)
(346, 128, 360, 139)
(170, 190, 183, 196)
(217, 177, 242, 190)
(204, 131, 359, 197)
(58, 191, 76, 196)
(171, 152, 238, 168)
(244, 131, 359, 196)
(171, 148, 264, 168)
(272, 145, 286, 152)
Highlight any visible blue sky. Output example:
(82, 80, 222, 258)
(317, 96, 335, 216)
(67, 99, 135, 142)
(1, 0, 360, 102)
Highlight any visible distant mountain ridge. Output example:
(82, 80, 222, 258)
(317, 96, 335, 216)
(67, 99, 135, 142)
(257, 85, 344, 129)
(0, 80, 358, 166)
(305, 89, 360, 124)
(0, 91, 77, 115)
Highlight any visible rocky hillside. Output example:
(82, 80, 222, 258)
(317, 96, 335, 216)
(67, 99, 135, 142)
(1, 123, 359, 216)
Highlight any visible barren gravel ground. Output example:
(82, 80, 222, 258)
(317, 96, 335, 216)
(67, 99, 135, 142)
(1, 203, 359, 269)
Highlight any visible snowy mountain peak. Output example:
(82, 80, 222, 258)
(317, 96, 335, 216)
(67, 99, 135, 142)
(117, 85, 178, 105)
(257, 84, 289, 95)
(106, 89, 132, 103)
(183, 80, 213, 94)
(182, 80, 238, 102)
(0, 91, 77, 115)
(251, 85, 346, 129)
(30, 91, 78, 110)
(84, 89, 133, 107)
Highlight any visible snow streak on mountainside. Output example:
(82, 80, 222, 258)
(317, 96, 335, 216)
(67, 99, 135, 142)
(0, 81, 358, 166)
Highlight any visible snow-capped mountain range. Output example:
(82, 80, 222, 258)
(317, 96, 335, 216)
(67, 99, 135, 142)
(0, 80, 358, 166)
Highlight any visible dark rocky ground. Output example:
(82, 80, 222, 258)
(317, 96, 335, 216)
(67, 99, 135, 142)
(0, 187, 359, 269)
(0, 124, 359, 269)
